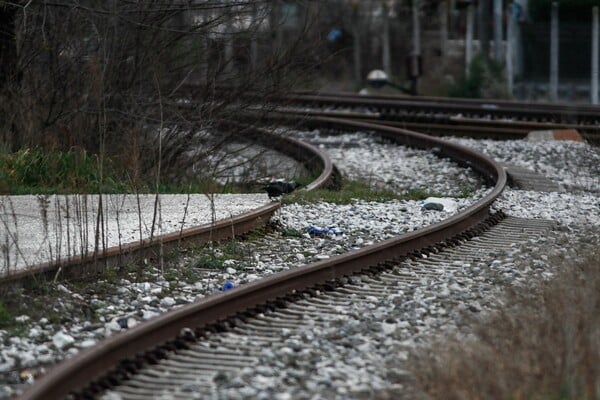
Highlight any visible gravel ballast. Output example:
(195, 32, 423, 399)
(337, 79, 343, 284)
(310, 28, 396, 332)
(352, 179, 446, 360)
(1, 133, 599, 399)
(212, 136, 600, 399)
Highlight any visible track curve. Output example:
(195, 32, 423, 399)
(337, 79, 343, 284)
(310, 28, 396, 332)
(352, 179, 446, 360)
(21, 117, 506, 400)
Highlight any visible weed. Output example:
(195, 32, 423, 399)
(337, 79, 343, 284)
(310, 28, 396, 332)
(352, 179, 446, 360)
(447, 55, 511, 99)
(281, 228, 304, 238)
(283, 178, 402, 205)
(283, 179, 453, 205)
(0, 148, 275, 195)
(0, 301, 12, 328)
(0, 148, 128, 194)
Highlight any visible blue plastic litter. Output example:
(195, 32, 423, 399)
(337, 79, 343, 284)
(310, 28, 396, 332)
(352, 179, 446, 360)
(221, 281, 235, 291)
(308, 226, 344, 237)
(329, 227, 344, 236)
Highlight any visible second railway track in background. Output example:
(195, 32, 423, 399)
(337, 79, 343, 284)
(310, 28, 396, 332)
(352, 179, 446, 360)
(18, 97, 599, 398)
(273, 92, 600, 144)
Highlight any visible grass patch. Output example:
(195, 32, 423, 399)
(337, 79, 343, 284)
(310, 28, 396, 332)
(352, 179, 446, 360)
(407, 251, 600, 400)
(282, 179, 463, 205)
(0, 301, 12, 329)
(283, 179, 402, 205)
(281, 228, 304, 238)
(0, 147, 275, 195)
(0, 147, 128, 194)
(447, 55, 511, 99)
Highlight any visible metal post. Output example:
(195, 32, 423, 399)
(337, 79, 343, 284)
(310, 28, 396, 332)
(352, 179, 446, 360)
(411, 0, 421, 93)
(493, 0, 503, 60)
(382, 1, 392, 77)
(506, 2, 514, 95)
(352, 3, 362, 89)
(412, 0, 421, 57)
(479, 0, 491, 61)
(592, 6, 599, 104)
(550, 2, 559, 101)
(466, 3, 474, 76)
(440, 0, 448, 68)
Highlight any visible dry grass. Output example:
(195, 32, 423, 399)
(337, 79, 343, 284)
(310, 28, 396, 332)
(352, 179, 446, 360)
(409, 252, 600, 400)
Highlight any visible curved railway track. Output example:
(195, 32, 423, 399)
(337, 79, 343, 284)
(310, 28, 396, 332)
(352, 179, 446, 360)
(273, 92, 600, 144)
(21, 117, 510, 399)
(0, 127, 338, 285)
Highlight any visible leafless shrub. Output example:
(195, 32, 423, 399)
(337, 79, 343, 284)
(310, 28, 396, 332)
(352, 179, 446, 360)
(1, 1, 321, 188)
(409, 252, 600, 400)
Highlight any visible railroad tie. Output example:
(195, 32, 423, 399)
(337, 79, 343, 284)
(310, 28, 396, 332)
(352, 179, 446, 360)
(502, 163, 562, 192)
(95, 216, 555, 400)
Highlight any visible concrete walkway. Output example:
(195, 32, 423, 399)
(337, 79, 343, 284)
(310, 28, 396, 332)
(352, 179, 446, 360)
(0, 193, 270, 273)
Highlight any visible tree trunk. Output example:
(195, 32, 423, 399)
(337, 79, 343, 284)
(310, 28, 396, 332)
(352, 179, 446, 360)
(0, 4, 18, 87)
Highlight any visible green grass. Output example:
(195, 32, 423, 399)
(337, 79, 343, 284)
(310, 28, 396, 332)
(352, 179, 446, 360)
(0, 301, 12, 329)
(0, 147, 276, 195)
(283, 179, 401, 205)
(0, 147, 128, 194)
(282, 179, 469, 205)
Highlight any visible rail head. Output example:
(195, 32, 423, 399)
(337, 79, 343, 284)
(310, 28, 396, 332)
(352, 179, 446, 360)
(20, 118, 506, 400)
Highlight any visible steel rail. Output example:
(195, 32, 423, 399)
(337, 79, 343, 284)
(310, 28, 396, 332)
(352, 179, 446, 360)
(291, 91, 600, 119)
(274, 93, 600, 143)
(21, 117, 506, 400)
(281, 93, 600, 126)
(0, 128, 337, 285)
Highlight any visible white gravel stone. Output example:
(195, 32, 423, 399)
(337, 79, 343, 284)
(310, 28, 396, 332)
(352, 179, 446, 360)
(51, 332, 75, 350)
(160, 297, 176, 307)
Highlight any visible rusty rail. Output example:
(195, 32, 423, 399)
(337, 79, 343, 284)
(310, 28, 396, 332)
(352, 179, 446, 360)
(286, 92, 600, 123)
(21, 117, 506, 400)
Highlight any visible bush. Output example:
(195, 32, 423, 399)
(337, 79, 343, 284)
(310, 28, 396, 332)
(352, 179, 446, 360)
(447, 55, 511, 99)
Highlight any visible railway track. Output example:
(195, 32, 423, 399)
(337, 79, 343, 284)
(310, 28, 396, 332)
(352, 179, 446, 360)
(272, 92, 600, 144)
(21, 117, 509, 399)
(10, 89, 596, 398)
(92, 214, 556, 400)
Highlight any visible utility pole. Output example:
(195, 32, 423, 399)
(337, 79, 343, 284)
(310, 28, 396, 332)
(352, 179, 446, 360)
(440, 1, 448, 69)
(506, 1, 515, 95)
(493, 0, 503, 61)
(352, 2, 362, 89)
(466, 3, 474, 76)
(549, 2, 559, 101)
(592, 6, 599, 104)
(382, 1, 392, 77)
(479, 0, 491, 61)
(410, 0, 421, 94)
